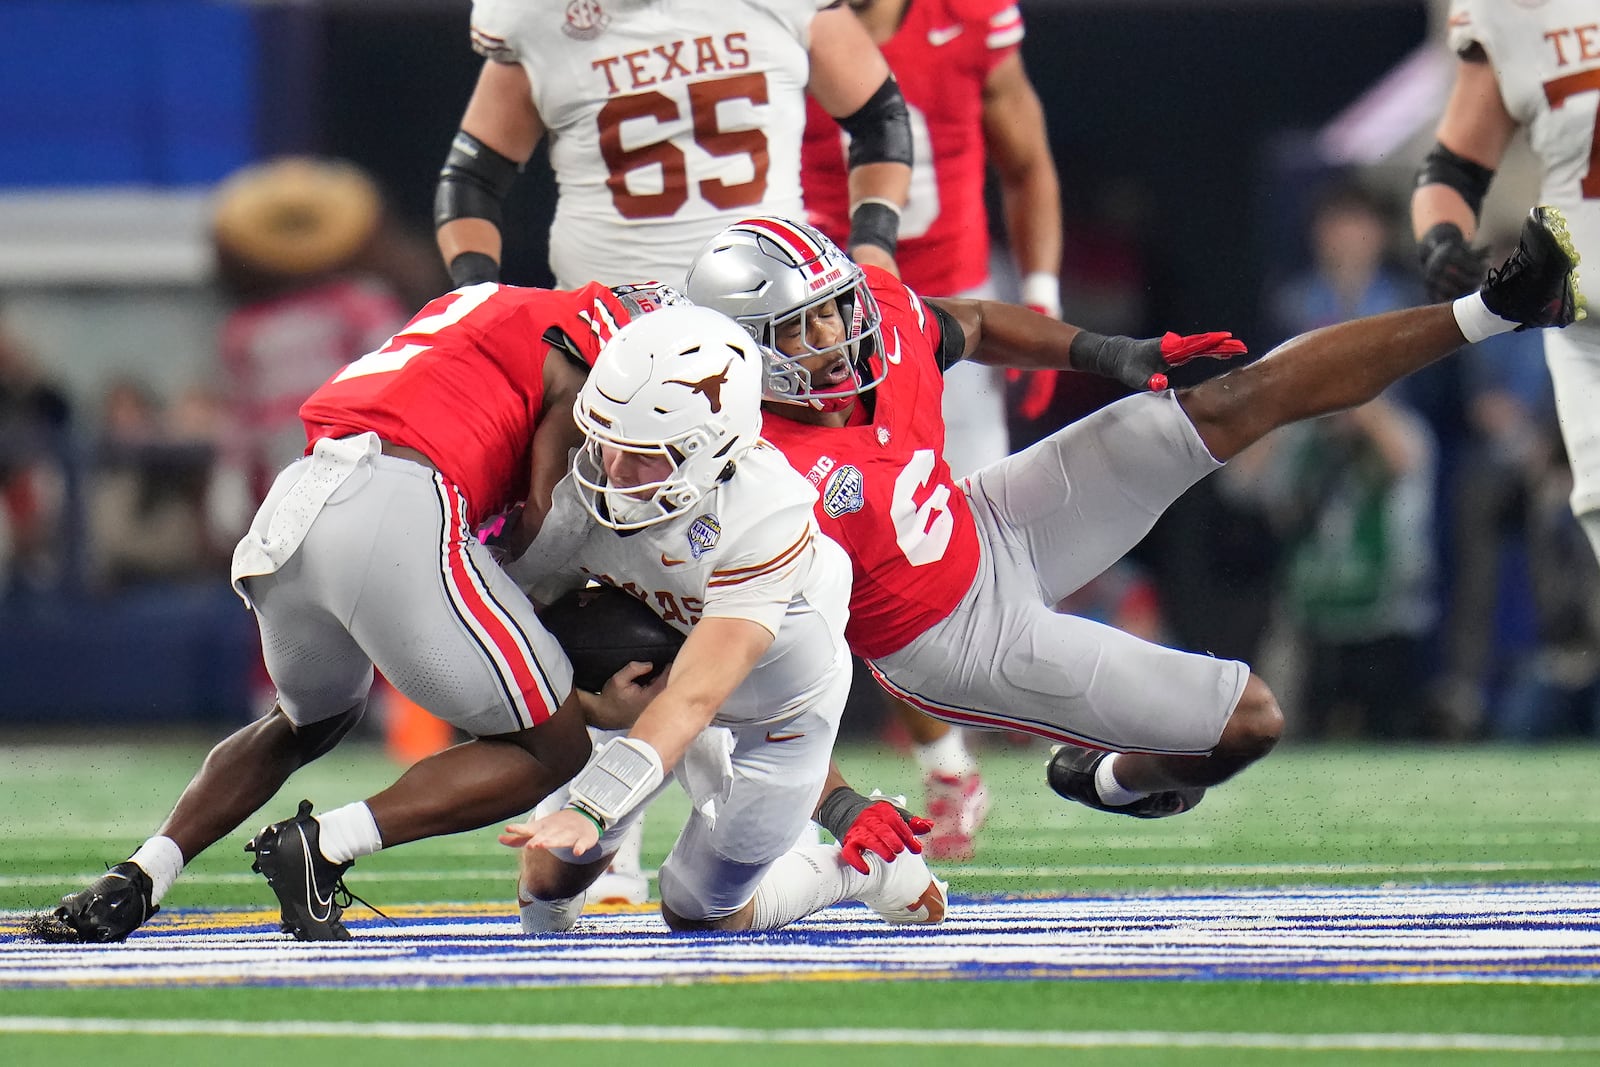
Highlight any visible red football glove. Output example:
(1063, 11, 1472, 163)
(1147, 331, 1249, 391)
(840, 800, 934, 875)
(1005, 368, 1059, 421)
(1069, 329, 1248, 393)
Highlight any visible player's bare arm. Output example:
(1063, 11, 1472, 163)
(981, 53, 1062, 298)
(807, 5, 912, 274)
(435, 60, 545, 285)
(502, 347, 588, 557)
(503, 616, 773, 856)
(929, 294, 1246, 394)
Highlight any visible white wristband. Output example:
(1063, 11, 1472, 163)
(1452, 291, 1517, 344)
(1022, 272, 1061, 319)
(568, 736, 665, 828)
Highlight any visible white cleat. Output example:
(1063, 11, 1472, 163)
(858, 850, 949, 926)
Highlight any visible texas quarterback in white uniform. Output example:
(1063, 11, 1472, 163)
(505, 305, 946, 932)
(436, 0, 913, 290)
(1414, 0, 1600, 554)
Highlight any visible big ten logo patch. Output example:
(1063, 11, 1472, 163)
(805, 455, 836, 486)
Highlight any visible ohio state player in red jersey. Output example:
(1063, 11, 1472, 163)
(801, 0, 1062, 854)
(687, 214, 1581, 823)
(44, 282, 673, 944)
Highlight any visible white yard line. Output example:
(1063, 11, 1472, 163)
(0, 1017, 1596, 1052)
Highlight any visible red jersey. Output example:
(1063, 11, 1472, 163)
(300, 283, 631, 526)
(800, 0, 1024, 295)
(760, 266, 980, 659)
(220, 277, 407, 499)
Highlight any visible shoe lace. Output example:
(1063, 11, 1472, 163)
(331, 876, 396, 927)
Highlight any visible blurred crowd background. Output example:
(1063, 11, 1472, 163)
(2, 0, 1594, 746)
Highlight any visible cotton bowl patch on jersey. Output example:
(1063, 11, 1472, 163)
(687, 514, 721, 559)
(821, 465, 865, 518)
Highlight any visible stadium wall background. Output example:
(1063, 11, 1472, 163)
(0, 0, 1429, 726)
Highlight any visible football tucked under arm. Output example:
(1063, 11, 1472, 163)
(538, 584, 686, 694)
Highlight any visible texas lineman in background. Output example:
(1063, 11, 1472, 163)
(799, 0, 1063, 856)
(503, 305, 947, 933)
(1411, 0, 1600, 561)
(434, 0, 914, 292)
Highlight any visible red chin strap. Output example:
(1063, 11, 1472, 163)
(812, 393, 856, 414)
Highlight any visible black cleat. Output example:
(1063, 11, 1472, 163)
(39, 861, 159, 943)
(245, 799, 355, 941)
(1479, 206, 1585, 331)
(1047, 745, 1205, 819)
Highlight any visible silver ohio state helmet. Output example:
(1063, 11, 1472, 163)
(573, 305, 764, 531)
(684, 216, 884, 408)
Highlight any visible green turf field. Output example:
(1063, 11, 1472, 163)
(4, 736, 1600, 1065)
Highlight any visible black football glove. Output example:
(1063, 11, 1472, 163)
(1417, 222, 1490, 303)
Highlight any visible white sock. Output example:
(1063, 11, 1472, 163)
(1452, 292, 1518, 343)
(1094, 754, 1149, 806)
(749, 845, 871, 931)
(314, 802, 384, 864)
(914, 728, 977, 778)
(1576, 510, 1600, 567)
(129, 836, 184, 905)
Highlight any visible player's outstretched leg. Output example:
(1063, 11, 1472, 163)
(30, 863, 159, 944)
(1046, 745, 1204, 819)
(245, 799, 357, 941)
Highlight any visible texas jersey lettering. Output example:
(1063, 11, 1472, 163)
(800, 0, 1023, 294)
(300, 282, 634, 525)
(759, 265, 981, 659)
(470, 0, 825, 288)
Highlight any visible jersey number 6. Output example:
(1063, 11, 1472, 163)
(891, 449, 954, 566)
(598, 73, 771, 220)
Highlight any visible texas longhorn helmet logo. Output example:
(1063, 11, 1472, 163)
(666, 360, 733, 413)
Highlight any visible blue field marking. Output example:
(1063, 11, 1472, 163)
(4, 884, 1600, 988)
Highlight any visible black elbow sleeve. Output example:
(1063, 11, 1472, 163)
(840, 76, 913, 170)
(434, 130, 522, 231)
(1415, 142, 1495, 220)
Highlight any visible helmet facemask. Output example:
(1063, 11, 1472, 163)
(572, 411, 732, 531)
(761, 281, 885, 412)
(685, 216, 887, 413)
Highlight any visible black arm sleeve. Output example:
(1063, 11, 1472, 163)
(1415, 142, 1496, 220)
(926, 300, 967, 373)
(434, 130, 521, 230)
(838, 76, 913, 170)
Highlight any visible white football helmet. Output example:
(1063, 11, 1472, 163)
(573, 305, 765, 531)
(684, 216, 884, 409)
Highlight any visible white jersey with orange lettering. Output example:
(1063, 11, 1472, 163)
(1448, 0, 1600, 518)
(1448, 0, 1597, 329)
(471, 0, 822, 290)
(518, 440, 852, 729)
